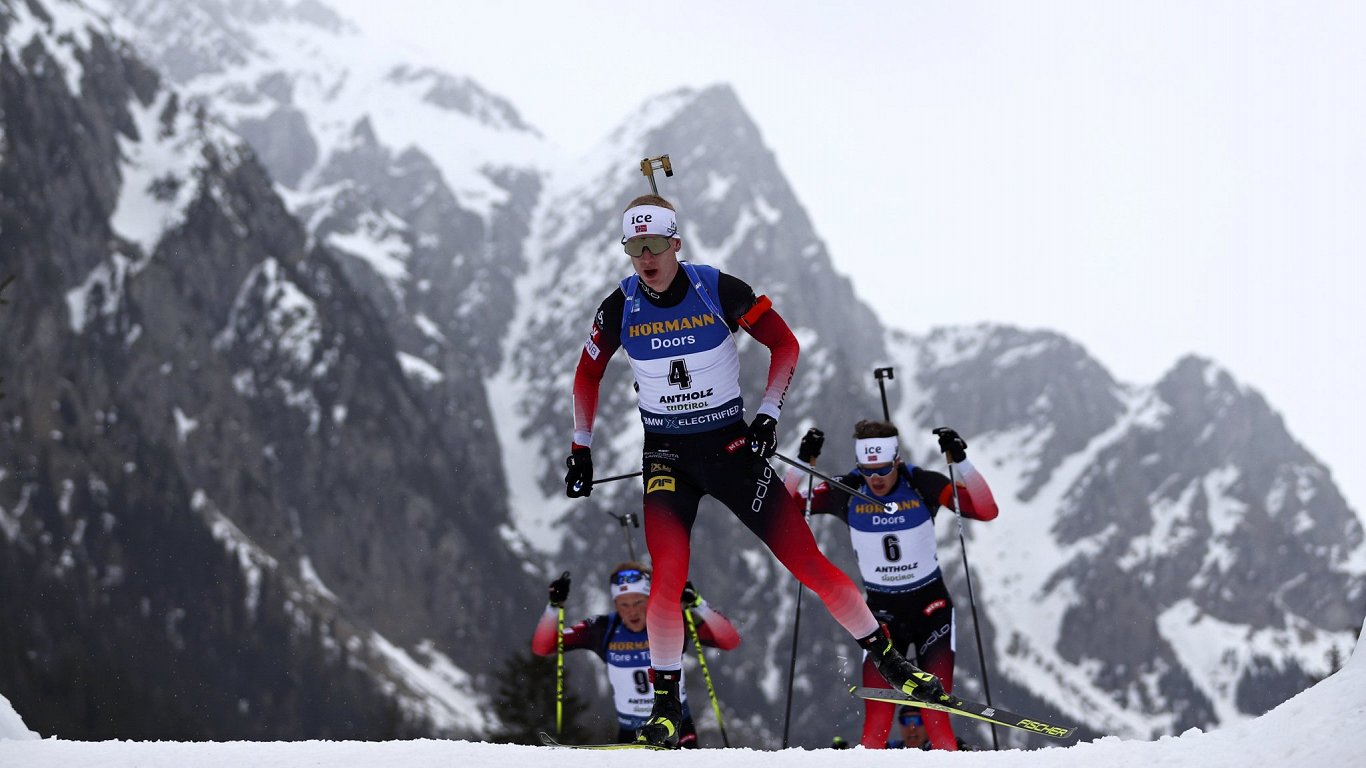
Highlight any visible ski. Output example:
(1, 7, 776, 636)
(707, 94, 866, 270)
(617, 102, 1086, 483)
(850, 686, 1077, 740)
(538, 731, 671, 750)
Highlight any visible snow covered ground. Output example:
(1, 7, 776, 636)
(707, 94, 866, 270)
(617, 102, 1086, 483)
(3, 617, 1363, 767)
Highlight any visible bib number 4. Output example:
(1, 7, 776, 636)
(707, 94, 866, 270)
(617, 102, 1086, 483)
(668, 359, 692, 390)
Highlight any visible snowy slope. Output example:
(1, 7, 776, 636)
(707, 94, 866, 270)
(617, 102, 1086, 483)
(0, 695, 37, 741)
(3, 618, 1364, 766)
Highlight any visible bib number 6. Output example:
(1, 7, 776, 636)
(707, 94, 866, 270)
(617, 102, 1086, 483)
(882, 534, 902, 562)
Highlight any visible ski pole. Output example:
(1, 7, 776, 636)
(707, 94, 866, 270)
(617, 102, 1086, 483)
(596, 470, 643, 485)
(934, 429, 999, 751)
(874, 367, 894, 421)
(773, 453, 896, 512)
(685, 606, 729, 747)
(605, 511, 640, 561)
(555, 574, 567, 736)
(568, 469, 640, 496)
(781, 470, 814, 748)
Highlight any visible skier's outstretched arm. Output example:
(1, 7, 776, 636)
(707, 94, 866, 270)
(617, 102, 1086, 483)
(738, 299, 798, 422)
(531, 610, 603, 656)
(570, 296, 623, 449)
(927, 428, 999, 520)
(938, 458, 999, 521)
(530, 573, 601, 656)
(912, 463, 1001, 521)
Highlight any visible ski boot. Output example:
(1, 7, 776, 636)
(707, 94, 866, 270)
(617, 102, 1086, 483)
(635, 669, 683, 749)
(858, 626, 949, 703)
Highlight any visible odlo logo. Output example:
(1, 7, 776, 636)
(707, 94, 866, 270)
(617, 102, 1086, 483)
(646, 476, 676, 494)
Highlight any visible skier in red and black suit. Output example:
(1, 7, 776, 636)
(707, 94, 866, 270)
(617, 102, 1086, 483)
(565, 193, 950, 748)
(531, 564, 740, 746)
(783, 420, 1000, 751)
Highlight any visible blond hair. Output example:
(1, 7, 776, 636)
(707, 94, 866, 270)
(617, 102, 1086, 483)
(623, 194, 675, 212)
(610, 561, 651, 580)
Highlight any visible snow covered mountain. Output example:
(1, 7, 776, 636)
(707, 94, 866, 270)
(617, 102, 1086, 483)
(888, 326, 1365, 741)
(0, 0, 533, 739)
(1, 0, 1361, 750)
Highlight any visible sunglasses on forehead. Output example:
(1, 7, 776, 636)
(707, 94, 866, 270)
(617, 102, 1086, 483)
(857, 463, 897, 478)
(610, 568, 647, 585)
(622, 235, 673, 258)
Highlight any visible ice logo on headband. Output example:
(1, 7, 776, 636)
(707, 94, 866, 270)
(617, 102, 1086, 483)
(622, 205, 678, 239)
(855, 436, 899, 464)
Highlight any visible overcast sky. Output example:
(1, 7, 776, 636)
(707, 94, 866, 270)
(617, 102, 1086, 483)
(328, 0, 1366, 514)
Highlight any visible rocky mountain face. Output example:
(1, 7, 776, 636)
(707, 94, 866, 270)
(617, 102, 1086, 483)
(0, 0, 534, 739)
(897, 326, 1365, 741)
(1, 0, 1361, 750)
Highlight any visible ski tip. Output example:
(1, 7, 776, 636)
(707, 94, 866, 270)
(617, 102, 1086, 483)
(1014, 721, 1078, 740)
(537, 731, 672, 750)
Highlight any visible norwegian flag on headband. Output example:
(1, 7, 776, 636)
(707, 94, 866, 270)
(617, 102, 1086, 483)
(635, 224, 648, 233)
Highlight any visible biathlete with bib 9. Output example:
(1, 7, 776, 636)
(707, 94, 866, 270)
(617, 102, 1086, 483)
(531, 564, 739, 746)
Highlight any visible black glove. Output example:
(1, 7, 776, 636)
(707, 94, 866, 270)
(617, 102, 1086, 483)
(933, 427, 968, 464)
(548, 571, 571, 607)
(681, 580, 702, 609)
(564, 447, 593, 497)
(747, 414, 778, 458)
(797, 427, 825, 463)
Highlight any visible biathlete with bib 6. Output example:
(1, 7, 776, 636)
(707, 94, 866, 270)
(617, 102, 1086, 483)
(783, 421, 999, 750)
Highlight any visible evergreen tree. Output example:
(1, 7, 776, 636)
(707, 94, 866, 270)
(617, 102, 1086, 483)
(486, 650, 594, 745)
(1310, 646, 1345, 685)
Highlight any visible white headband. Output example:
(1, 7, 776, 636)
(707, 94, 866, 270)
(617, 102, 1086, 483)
(611, 574, 651, 600)
(855, 437, 899, 465)
(622, 205, 678, 240)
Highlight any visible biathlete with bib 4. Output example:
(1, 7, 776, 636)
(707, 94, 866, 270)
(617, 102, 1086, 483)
(564, 194, 951, 748)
